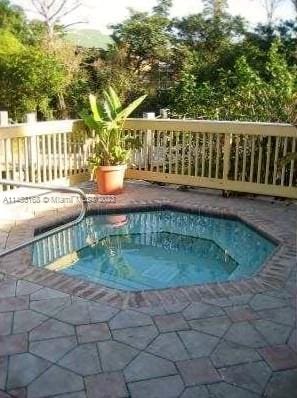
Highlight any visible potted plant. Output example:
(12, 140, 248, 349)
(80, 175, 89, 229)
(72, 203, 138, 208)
(81, 87, 146, 194)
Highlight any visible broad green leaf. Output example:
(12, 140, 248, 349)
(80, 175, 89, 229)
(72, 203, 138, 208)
(108, 87, 122, 111)
(103, 99, 113, 121)
(103, 88, 121, 117)
(116, 95, 147, 121)
(82, 87, 146, 166)
(89, 94, 102, 122)
(80, 112, 101, 132)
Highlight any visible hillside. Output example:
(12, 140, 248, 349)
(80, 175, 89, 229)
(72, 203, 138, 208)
(65, 29, 114, 50)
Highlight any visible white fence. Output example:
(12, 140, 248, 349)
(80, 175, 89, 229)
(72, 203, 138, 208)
(0, 114, 297, 198)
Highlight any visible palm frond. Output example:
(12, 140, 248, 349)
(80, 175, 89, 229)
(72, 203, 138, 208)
(80, 112, 100, 132)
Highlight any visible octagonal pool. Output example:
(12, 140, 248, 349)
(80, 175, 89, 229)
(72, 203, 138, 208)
(32, 209, 276, 291)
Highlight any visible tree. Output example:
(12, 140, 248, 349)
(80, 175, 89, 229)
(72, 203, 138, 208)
(246, 19, 297, 66)
(173, 9, 246, 72)
(153, 0, 173, 17)
(23, 1, 87, 117)
(44, 37, 85, 118)
(174, 0, 245, 56)
(0, 1, 87, 119)
(203, 0, 228, 18)
(174, 13, 245, 50)
(0, 29, 24, 55)
(170, 39, 295, 122)
(0, 0, 25, 32)
(0, 0, 296, 123)
(0, 47, 69, 120)
(29, 0, 83, 40)
(0, 0, 32, 42)
(112, 10, 172, 74)
(260, 0, 284, 24)
(94, 46, 140, 100)
(92, 6, 175, 112)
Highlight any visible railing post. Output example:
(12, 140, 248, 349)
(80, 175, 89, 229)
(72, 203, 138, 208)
(0, 111, 9, 185)
(160, 109, 169, 119)
(26, 113, 37, 182)
(223, 132, 231, 186)
(26, 112, 37, 124)
(0, 111, 9, 126)
(143, 112, 155, 170)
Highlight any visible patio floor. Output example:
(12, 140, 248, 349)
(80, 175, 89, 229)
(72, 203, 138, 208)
(0, 181, 296, 398)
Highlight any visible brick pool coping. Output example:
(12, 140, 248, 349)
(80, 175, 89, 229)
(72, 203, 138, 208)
(0, 183, 296, 310)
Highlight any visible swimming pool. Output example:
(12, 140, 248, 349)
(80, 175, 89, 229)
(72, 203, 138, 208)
(32, 209, 276, 291)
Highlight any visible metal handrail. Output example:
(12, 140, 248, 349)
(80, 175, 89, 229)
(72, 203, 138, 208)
(0, 179, 88, 257)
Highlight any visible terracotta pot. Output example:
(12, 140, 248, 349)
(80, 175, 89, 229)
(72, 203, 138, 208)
(96, 165, 126, 195)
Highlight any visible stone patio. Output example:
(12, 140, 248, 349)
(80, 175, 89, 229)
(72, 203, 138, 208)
(0, 181, 296, 397)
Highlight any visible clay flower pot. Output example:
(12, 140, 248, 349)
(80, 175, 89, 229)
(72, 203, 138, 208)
(96, 165, 126, 195)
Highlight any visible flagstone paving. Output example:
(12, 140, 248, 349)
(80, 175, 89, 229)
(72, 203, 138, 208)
(0, 182, 296, 397)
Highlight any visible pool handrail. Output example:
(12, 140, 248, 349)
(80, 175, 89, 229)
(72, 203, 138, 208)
(0, 179, 88, 257)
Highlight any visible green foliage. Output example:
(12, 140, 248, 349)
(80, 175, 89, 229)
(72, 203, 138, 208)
(153, 0, 173, 17)
(94, 6, 173, 111)
(0, 28, 24, 55)
(93, 45, 147, 104)
(63, 75, 91, 118)
(0, 0, 296, 124)
(81, 87, 146, 166)
(0, 0, 41, 45)
(173, 12, 246, 60)
(112, 10, 172, 71)
(0, 1, 85, 120)
(203, 0, 228, 18)
(65, 29, 114, 50)
(0, 0, 28, 39)
(171, 37, 296, 123)
(0, 47, 68, 120)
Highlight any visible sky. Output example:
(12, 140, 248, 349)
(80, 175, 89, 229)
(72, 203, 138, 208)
(13, 0, 294, 34)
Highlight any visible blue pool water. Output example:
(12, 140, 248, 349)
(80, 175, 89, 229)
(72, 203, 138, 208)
(32, 210, 276, 291)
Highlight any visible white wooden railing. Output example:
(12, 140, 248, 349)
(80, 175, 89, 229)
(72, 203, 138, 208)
(0, 120, 90, 188)
(125, 119, 297, 199)
(0, 117, 296, 198)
